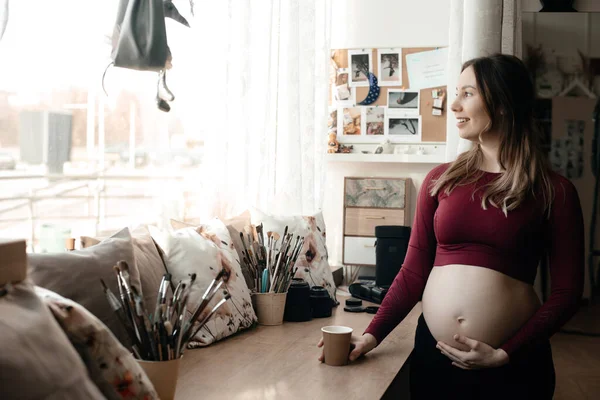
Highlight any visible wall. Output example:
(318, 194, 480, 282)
(522, 11, 600, 58)
(330, 0, 450, 49)
(522, 10, 600, 300)
(325, 0, 450, 272)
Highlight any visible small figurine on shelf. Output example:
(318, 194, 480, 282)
(339, 144, 353, 153)
(379, 138, 392, 154)
(327, 132, 339, 154)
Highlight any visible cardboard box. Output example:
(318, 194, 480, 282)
(0, 239, 27, 286)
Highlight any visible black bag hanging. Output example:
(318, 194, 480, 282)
(111, 0, 168, 72)
(107, 0, 190, 112)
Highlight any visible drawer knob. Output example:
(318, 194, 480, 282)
(366, 216, 385, 220)
(365, 187, 386, 191)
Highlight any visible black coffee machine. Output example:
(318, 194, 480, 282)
(349, 225, 411, 304)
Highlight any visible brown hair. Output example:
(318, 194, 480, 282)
(430, 54, 554, 216)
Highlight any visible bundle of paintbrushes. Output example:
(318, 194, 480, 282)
(100, 261, 231, 361)
(238, 224, 305, 294)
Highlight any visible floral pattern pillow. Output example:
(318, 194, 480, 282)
(34, 286, 158, 400)
(249, 208, 337, 301)
(150, 218, 257, 347)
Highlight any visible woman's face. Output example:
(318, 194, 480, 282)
(451, 66, 492, 142)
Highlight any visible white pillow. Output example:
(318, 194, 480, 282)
(249, 208, 337, 301)
(150, 219, 256, 347)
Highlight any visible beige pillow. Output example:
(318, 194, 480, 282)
(28, 228, 142, 347)
(223, 210, 251, 232)
(129, 226, 167, 313)
(0, 280, 105, 400)
(81, 226, 167, 315)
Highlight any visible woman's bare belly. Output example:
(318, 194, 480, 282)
(422, 264, 541, 351)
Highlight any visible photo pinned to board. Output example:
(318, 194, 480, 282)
(363, 106, 386, 136)
(332, 68, 356, 107)
(377, 48, 402, 86)
(385, 115, 422, 142)
(336, 107, 362, 142)
(387, 89, 420, 116)
(348, 49, 373, 87)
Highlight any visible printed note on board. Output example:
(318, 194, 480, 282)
(405, 48, 448, 90)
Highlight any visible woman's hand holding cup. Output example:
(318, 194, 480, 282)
(317, 330, 377, 365)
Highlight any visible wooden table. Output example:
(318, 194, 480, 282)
(175, 299, 422, 400)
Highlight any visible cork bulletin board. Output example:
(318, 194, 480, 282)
(330, 47, 447, 142)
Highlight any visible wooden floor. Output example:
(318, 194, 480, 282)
(551, 304, 600, 400)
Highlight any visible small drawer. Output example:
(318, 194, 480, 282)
(345, 208, 407, 237)
(345, 178, 408, 209)
(343, 236, 377, 266)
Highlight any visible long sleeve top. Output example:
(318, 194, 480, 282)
(364, 163, 584, 357)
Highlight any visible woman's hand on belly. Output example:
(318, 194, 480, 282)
(421, 264, 540, 369)
(436, 335, 509, 370)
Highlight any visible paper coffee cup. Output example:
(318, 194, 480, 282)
(321, 325, 353, 366)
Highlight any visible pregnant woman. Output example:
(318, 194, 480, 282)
(318, 54, 584, 400)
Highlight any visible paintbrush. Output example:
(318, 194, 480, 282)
(183, 268, 226, 337)
(100, 278, 125, 318)
(118, 261, 153, 358)
(100, 279, 136, 343)
(170, 281, 183, 322)
(270, 233, 292, 292)
(131, 285, 158, 360)
(266, 232, 273, 272)
(114, 266, 141, 344)
(183, 279, 224, 340)
(240, 232, 256, 269)
(154, 274, 166, 324)
(272, 232, 280, 253)
(183, 293, 232, 353)
(270, 233, 291, 286)
(256, 223, 264, 247)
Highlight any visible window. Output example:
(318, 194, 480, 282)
(0, 0, 208, 250)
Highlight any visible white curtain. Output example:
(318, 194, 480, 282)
(171, 0, 331, 220)
(0, 0, 8, 41)
(445, 0, 522, 161)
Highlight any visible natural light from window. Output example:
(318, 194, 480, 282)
(0, 0, 225, 251)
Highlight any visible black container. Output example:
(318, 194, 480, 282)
(284, 278, 312, 322)
(375, 225, 411, 287)
(310, 286, 333, 318)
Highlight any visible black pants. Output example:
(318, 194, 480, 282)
(409, 314, 556, 400)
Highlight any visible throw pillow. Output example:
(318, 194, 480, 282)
(171, 215, 256, 292)
(28, 228, 141, 347)
(0, 281, 106, 400)
(81, 226, 167, 318)
(249, 208, 337, 300)
(150, 219, 257, 347)
(35, 286, 158, 400)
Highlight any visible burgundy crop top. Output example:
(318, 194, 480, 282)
(364, 163, 585, 357)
